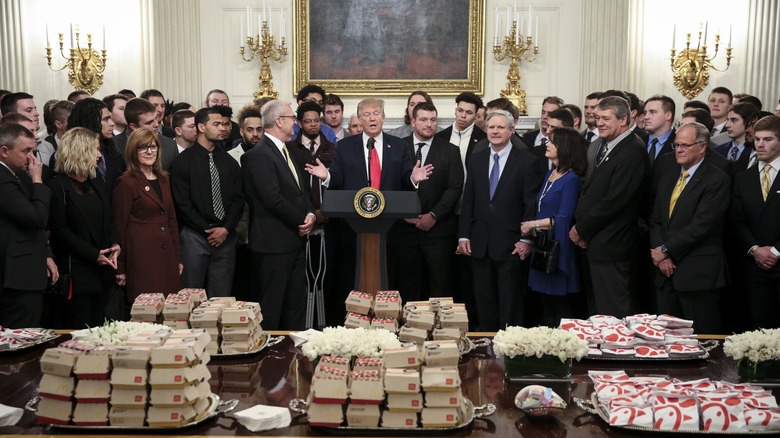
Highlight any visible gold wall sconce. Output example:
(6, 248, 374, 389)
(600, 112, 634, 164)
(492, 4, 539, 116)
(670, 23, 733, 100)
(240, 4, 288, 100)
(45, 24, 108, 95)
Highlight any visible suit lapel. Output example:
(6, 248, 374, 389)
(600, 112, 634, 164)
(266, 138, 301, 192)
(764, 165, 780, 208)
(668, 167, 703, 221)
(491, 147, 517, 200)
(132, 172, 165, 210)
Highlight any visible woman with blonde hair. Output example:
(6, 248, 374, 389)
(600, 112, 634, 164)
(49, 127, 121, 328)
(113, 127, 182, 300)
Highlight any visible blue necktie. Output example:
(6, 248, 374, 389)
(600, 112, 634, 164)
(586, 131, 595, 143)
(489, 153, 500, 200)
(596, 139, 608, 166)
(729, 145, 738, 161)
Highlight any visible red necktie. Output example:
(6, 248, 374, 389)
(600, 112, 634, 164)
(369, 140, 381, 189)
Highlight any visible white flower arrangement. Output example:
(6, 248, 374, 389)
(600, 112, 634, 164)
(724, 328, 780, 363)
(300, 326, 401, 361)
(71, 320, 169, 346)
(493, 326, 589, 362)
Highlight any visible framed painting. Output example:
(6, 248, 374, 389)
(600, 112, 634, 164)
(293, 0, 485, 96)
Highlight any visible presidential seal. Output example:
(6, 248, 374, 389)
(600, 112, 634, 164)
(354, 187, 385, 218)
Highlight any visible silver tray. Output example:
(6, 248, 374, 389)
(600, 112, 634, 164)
(0, 328, 59, 354)
(459, 336, 490, 356)
(289, 397, 495, 434)
(575, 391, 779, 435)
(26, 393, 239, 431)
(211, 333, 284, 359)
(582, 340, 717, 361)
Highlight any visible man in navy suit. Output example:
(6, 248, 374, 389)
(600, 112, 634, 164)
(458, 110, 542, 331)
(713, 102, 759, 173)
(522, 96, 564, 147)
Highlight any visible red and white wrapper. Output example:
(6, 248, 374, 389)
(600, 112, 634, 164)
(657, 314, 693, 328)
(666, 345, 702, 356)
(602, 348, 635, 356)
(595, 382, 640, 400)
(674, 378, 717, 392)
(601, 325, 634, 343)
(744, 404, 780, 431)
(566, 325, 603, 343)
(716, 382, 766, 393)
(631, 323, 666, 341)
(629, 376, 669, 386)
(559, 318, 593, 330)
(739, 391, 778, 408)
(601, 340, 636, 349)
(652, 392, 699, 430)
(605, 393, 646, 409)
(587, 347, 602, 356)
(665, 336, 699, 347)
(609, 401, 654, 428)
(635, 346, 669, 358)
(589, 315, 623, 325)
(699, 395, 746, 431)
(666, 327, 694, 336)
(588, 370, 629, 382)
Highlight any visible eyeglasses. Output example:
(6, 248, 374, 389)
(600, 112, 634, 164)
(138, 144, 159, 153)
(302, 118, 321, 125)
(278, 115, 297, 121)
(673, 142, 700, 149)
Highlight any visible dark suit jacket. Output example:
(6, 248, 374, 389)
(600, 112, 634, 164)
(650, 163, 730, 290)
(242, 135, 314, 254)
(633, 126, 650, 145)
(575, 131, 648, 261)
(648, 130, 676, 172)
(714, 141, 755, 174)
(458, 145, 542, 261)
(287, 134, 336, 211)
(731, 163, 780, 277)
(114, 129, 177, 171)
(48, 174, 119, 294)
(522, 129, 541, 147)
(327, 133, 415, 191)
(402, 136, 465, 237)
(0, 167, 51, 291)
(435, 125, 487, 169)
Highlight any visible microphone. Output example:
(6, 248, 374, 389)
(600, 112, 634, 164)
(366, 138, 375, 188)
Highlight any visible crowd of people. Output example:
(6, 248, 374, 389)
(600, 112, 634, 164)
(0, 84, 778, 333)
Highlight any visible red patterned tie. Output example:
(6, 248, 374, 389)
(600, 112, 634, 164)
(369, 138, 381, 189)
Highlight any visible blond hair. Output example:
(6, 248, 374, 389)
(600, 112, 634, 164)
(357, 98, 385, 117)
(54, 127, 99, 180)
(125, 127, 166, 177)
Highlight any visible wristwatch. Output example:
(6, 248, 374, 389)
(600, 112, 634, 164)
(660, 245, 668, 254)
(748, 245, 759, 257)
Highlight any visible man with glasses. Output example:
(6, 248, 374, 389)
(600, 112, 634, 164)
(291, 84, 338, 143)
(170, 106, 244, 298)
(649, 122, 730, 333)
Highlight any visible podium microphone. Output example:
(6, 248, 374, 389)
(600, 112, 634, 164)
(366, 139, 375, 188)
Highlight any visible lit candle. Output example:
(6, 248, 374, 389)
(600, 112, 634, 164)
(506, 6, 511, 37)
(528, 5, 532, 38)
(46, 23, 50, 47)
(704, 20, 708, 44)
(494, 7, 498, 44)
(535, 16, 538, 42)
(672, 24, 676, 47)
(728, 23, 732, 47)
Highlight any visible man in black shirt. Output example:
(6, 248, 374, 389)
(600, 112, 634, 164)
(170, 107, 244, 297)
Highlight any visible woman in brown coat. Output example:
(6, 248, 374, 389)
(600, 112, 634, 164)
(113, 127, 182, 300)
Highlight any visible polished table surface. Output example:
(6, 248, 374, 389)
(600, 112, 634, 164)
(0, 332, 770, 437)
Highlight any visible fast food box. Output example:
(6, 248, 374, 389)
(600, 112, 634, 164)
(179, 288, 207, 305)
(112, 347, 151, 369)
(384, 368, 420, 394)
(421, 406, 461, 427)
(398, 325, 428, 346)
(131, 299, 163, 322)
(146, 404, 197, 427)
(74, 379, 111, 403)
(438, 303, 466, 315)
(346, 403, 380, 427)
(345, 312, 371, 329)
(205, 341, 219, 356)
(381, 410, 418, 428)
(168, 331, 211, 351)
(110, 367, 148, 389)
(371, 317, 399, 332)
(36, 397, 73, 425)
(110, 387, 148, 408)
(428, 297, 454, 312)
(163, 320, 190, 330)
(307, 397, 344, 427)
(136, 327, 173, 338)
(39, 373, 75, 400)
(189, 307, 221, 328)
(40, 347, 81, 377)
(439, 310, 469, 332)
(317, 355, 351, 373)
(353, 357, 383, 372)
(149, 384, 200, 406)
(349, 370, 384, 404)
(421, 366, 461, 391)
(125, 335, 167, 348)
(422, 340, 460, 367)
(432, 327, 463, 341)
(72, 402, 109, 426)
(425, 388, 464, 407)
(386, 393, 424, 412)
(59, 339, 95, 354)
(73, 353, 110, 380)
(311, 366, 348, 404)
(403, 301, 431, 319)
(206, 296, 237, 305)
(149, 363, 209, 388)
(383, 344, 421, 368)
(108, 407, 147, 427)
(221, 323, 259, 341)
(232, 300, 261, 316)
(221, 307, 259, 326)
(405, 311, 436, 331)
(163, 293, 192, 320)
(220, 339, 257, 354)
(345, 291, 373, 315)
(150, 339, 204, 368)
(374, 293, 402, 318)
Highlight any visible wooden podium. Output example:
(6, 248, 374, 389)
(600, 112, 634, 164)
(321, 190, 420, 296)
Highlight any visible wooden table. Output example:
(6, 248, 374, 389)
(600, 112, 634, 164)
(0, 332, 768, 437)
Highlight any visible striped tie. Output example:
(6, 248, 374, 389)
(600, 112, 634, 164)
(762, 163, 771, 201)
(209, 152, 225, 221)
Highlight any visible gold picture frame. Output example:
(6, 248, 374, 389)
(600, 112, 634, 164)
(293, 0, 484, 96)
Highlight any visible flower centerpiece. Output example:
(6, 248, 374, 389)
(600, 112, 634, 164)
(301, 326, 401, 361)
(724, 328, 780, 383)
(493, 326, 589, 380)
(71, 320, 169, 346)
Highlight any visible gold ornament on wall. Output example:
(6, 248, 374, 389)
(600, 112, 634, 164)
(670, 22, 733, 100)
(45, 24, 108, 95)
(240, 4, 287, 100)
(492, 5, 539, 116)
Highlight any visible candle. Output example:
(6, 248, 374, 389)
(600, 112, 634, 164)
(279, 9, 283, 39)
(728, 23, 732, 47)
(246, 5, 250, 36)
(704, 20, 708, 44)
(535, 16, 538, 42)
(240, 21, 244, 46)
(70, 23, 74, 47)
(528, 5, 532, 38)
(102, 26, 105, 50)
(269, 9, 273, 36)
(514, 0, 517, 15)
(257, 13, 261, 35)
(494, 7, 498, 44)
(515, 12, 519, 44)
(46, 23, 50, 47)
(263, 0, 267, 22)
(520, 20, 523, 39)
(672, 24, 676, 47)
(506, 6, 511, 37)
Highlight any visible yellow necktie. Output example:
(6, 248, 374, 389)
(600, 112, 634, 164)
(282, 145, 300, 189)
(668, 170, 689, 217)
(762, 163, 772, 201)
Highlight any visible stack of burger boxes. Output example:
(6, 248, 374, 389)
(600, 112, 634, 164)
(131, 293, 165, 323)
(162, 293, 193, 329)
(435, 301, 469, 341)
(220, 301, 263, 354)
(178, 288, 207, 306)
(420, 339, 464, 427)
(189, 305, 221, 355)
(372, 291, 401, 333)
(71, 344, 114, 425)
(397, 297, 469, 346)
(381, 344, 422, 427)
(36, 341, 86, 425)
(219, 362, 262, 406)
(307, 356, 349, 426)
(344, 291, 373, 329)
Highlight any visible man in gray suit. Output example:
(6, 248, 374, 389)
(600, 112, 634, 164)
(113, 98, 178, 171)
